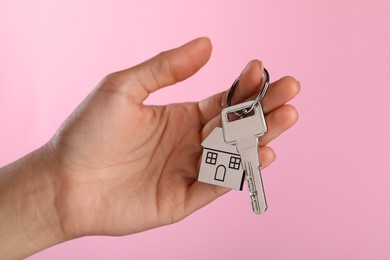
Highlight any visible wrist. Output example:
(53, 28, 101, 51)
(0, 145, 66, 258)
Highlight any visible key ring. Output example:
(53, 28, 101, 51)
(226, 68, 270, 117)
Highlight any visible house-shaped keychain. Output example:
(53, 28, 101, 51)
(198, 127, 245, 190)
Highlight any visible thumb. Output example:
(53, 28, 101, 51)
(101, 37, 212, 103)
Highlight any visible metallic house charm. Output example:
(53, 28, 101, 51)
(198, 127, 245, 190)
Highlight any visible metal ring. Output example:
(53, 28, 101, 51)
(226, 68, 270, 117)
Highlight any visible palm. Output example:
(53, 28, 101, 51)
(52, 84, 215, 236)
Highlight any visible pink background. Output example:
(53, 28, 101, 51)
(1, 0, 389, 259)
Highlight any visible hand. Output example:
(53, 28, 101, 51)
(0, 37, 299, 258)
(45, 37, 299, 238)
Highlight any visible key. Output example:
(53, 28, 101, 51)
(221, 100, 268, 214)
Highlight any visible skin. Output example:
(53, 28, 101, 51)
(0, 37, 300, 259)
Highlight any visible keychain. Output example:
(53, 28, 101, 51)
(198, 69, 270, 214)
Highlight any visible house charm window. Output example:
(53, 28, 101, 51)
(229, 156, 241, 170)
(205, 151, 218, 165)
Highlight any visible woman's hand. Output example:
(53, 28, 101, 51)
(0, 37, 299, 259)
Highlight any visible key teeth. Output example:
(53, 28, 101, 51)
(250, 193, 267, 214)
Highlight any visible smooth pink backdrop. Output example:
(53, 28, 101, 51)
(1, 0, 389, 259)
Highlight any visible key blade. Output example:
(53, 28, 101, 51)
(240, 147, 267, 214)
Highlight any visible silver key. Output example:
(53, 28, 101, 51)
(221, 100, 267, 214)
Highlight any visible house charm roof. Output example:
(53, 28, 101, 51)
(201, 127, 239, 155)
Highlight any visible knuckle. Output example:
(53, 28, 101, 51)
(98, 72, 127, 94)
(155, 51, 181, 83)
(103, 71, 121, 82)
